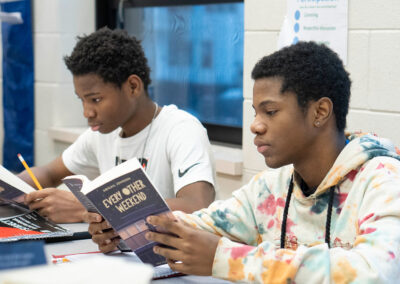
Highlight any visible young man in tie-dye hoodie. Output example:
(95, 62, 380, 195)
(145, 42, 400, 283)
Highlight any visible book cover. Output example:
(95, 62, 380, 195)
(0, 165, 35, 203)
(0, 200, 73, 242)
(0, 240, 47, 270)
(62, 176, 98, 213)
(63, 177, 131, 252)
(63, 158, 173, 267)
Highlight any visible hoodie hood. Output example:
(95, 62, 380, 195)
(314, 132, 400, 195)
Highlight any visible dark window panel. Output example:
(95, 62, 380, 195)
(96, 0, 244, 145)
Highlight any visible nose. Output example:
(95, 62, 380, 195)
(250, 115, 266, 135)
(83, 102, 95, 119)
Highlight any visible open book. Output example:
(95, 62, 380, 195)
(0, 165, 72, 242)
(62, 158, 174, 267)
(0, 165, 36, 203)
(0, 200, 73, 242)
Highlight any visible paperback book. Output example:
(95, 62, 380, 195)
(0, 165, 72, 242)
(63, 158, 174, 267)
(0, 199, 72, 242)
(0, 165, 36, 203)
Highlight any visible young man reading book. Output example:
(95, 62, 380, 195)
(141, 42, 400, 282)
(18, 28, 216, 223)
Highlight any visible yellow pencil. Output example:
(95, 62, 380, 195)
(17, 153, 43, 190)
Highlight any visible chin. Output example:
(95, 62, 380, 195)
(98, 128, 113, 134)
(99, 126, 119, 134)
(264, 157, 285, 169)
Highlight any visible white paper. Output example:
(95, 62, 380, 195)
(0, 256, 154, 284)
(52, 251, 177, 280)
(278, 0, 348, 64)
(0, 165, 36, 194)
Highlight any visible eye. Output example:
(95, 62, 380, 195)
(266, 110, 277, 116)
(92, 98, 101, 103)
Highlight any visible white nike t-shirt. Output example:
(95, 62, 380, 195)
(62, 105, 215, 199)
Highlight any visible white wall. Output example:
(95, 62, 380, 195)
(33, 0, 95, 165)
(242, 0, 400, 177)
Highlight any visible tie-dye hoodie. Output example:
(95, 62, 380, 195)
(175, 133, 400, 283)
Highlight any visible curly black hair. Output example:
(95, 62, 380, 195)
(251, 41, 351, 132)
(64, 27, 151, 90)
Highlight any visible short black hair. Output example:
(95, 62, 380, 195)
(64, 27, 151, 90)
(251, 41, 351, 132)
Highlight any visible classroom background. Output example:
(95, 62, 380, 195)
(0, 0, 399, 199)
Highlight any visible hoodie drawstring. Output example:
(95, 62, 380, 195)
(280, 175, 336, 249)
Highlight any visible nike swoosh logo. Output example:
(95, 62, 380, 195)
(178, 163, 200, 178)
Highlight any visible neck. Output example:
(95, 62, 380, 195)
(294, 130, 346, 189)
(121, 97, 158, 138)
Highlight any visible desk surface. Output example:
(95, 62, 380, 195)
(45, 223, 233, 284)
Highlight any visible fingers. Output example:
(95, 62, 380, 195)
(25, 191, 42, 204)
(83, 212, 103, 223)
(153, 245, 184, 263)
(146, 215, 185, 237)
(30, 199, 55, 218)
(28, 198, 49, 211)
(146, 218, 220, 276)
(167, 259, 187, 273)
(99, 238, 120, 253)
(28, 198, 56, 218)
(145, 231, 182, 251)
(25, 190, 48, 204)
(25, 188, 56, 209)
(88, 220, 112, 235)
(92, 229, 118, 244)
(24, 189, 87, 223)
(91, 228, 120, 253)
(28, 201, 42, 211)
(37, 207, 50, 218)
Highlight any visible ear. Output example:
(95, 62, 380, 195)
(310, 97, 333, 128)
(125, 74, 144, 98)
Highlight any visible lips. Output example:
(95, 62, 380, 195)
(257, 145, 270, 154)
(254, 139, 271, 154)
(89, 123, 101, 131)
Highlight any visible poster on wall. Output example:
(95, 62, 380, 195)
(278, 0, 348, 64)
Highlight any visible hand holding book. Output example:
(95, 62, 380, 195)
(145, 213, 221, 276)
(0, 165, 72, 242)
(63, 158, 174, 266)
(85, 212, 132, 253)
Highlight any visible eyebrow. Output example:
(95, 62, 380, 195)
(252, 100, 279, 109)
(76, 92, 101, 98)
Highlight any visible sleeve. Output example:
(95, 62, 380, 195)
(62, 128, 100, 179)
(175, 182, 260, 245)
(175, 160, 400, 283)
(166, 118, 215, 194)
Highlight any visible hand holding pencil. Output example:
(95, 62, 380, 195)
(19, 154, 86, 223)
(17, 153, 43, 190)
